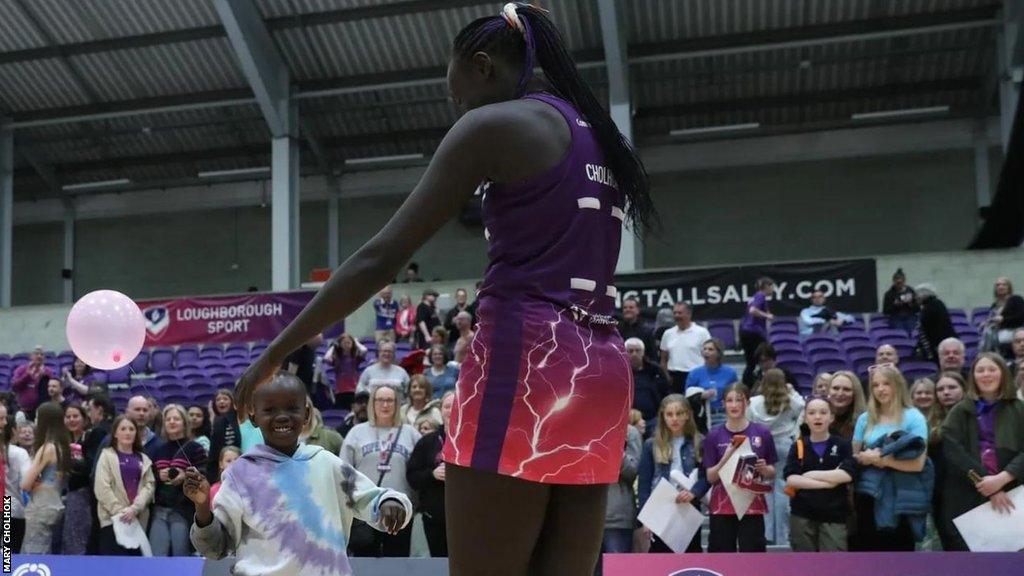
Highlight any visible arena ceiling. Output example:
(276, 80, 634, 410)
(0, 0, 1010, 200)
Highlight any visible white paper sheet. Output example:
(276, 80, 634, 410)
(718, 438, 756, 519)
(952, 486, 1024, 552)
(113, 516, 153, 556)
(638, 476, 705, 553)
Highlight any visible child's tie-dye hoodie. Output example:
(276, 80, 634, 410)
(190, 443, 412, 576)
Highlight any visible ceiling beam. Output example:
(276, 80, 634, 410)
(0, 0, 495, 66)
(214, 0, 293, 138)
(636, 77, 985, 119)
(4, 7, 1001, 131)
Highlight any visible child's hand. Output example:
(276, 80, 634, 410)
(379, 500, 406, 535)
(183, 467, 211, 507)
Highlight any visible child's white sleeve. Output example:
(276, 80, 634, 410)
(190, 477, 245, 559)
(343, 461, 413, 533)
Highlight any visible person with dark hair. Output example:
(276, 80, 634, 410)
(94, 415, 155, 556)
(83, 393, 115, 467)
(882, 269, 919, 335)
(740, 279, 776, 387)
(149, 404, 208, 556)
(0, 401, 30, 552)
(407, 391, 457, 558)
(187, 405, 212, 453)
(750, 343, 796, 393)
(619, 297, 657, 363)
(205, 397, 241, 484)
(60, 404, 93, 554)
(236, 3, 654, 573)
(914, 284, 957, 366)
(444, 288, 472, 345)
(324, 333, 368, 410)
(403, 262, 423, 283)
(21, 402, 71, 552)
(980, 277, 1024, 355)
(414, 290, 441, 350)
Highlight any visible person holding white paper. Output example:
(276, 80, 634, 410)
(703, 384, 777, 552)
(94, 415, 156, 556)
(940, 353, 1024, 551)
(637, 394, 709, 553)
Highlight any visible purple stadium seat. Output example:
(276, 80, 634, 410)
(901, 360, 938, 381)
(948, 308, 967, 320)
(130, 350, 150, 374)
(223, 351, 249, 363)
(194, 393, 216, 406)
(176, 349, 200, 367)
(106, 365, 132, 384)
(150, 349, 174, 373)
(815, 359, 851, 374)
(804, 340, 841, 355)
(971, 307, 990, 325)
(208, 370, 234, 382)
(91, 371, 108, 385)
(322, 409, 348, 429)
(199, 348, 223, 361)
(200, 360, 228, 371)
(770, 333, 800, 346)
(708, 323, 737, 349)
(843, 341, 876, 356)
(809, 349, 847, 364)
(163, 394, 192, 406)
(772, 342, 802, 355)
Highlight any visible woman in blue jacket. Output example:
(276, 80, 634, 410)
(638, 394, 708, 553)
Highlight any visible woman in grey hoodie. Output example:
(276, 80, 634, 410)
(341, 383, 421, 557)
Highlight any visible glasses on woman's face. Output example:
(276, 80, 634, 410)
(376, 398, 396, 405)
(868, 362, 895, 373)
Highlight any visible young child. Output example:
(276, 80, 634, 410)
(783, 397, 855, 551)
(185, 372, 411, 576)
(208, 445, 241, 507)
(703, 383, 777, 552)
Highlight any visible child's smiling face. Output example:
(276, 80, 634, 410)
(251, 374, 309, 455)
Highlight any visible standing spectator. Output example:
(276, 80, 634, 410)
(337, 390, 370, 439)
(685, 338, 739, 433)
(451, 312, 476, 364)
(619, 297, 657, 363)
(926, 371, 966, 550)
(704, 384, 777, 552)
(882, 269, 919, 335)
(121, 395, 164, 462)
(850, 366, 930, 552)
(324, 333, 367, 410)
(45, 379, 68, 408)
(407, 391, 456, 558)
(282, 333, 322, 399)
(1, 402, 30, 552)
(783, 397, 855, 552)
(205, 391, 240, 483)
(12, 346, 52, 420)
(424, 345, 459, 398)
(637, 395, 708, 553)
(626, 338, 668, 438)
(915, 285, 957, 366)
(747, 368, 806, 546)
(875, 344, 900, 367)
(910, 378, 936, 414)
(827, 371, 866, 441)
(300, 402, 344, 456)
(149, 404, 208, 557)
(94, 415, 156, 556)
(740, 278, 776, 387)
(208, 446, 241, 508)
(402, 262, 424, 283)
(208, 389, 234, 425)
(21, 402, 70, 553)
(83, 393, 115, 469)
(812, 373, 833, 399)
(16, 422, 35, 456)
(341, 384, 421, 557)
(62, 357, 99, 405)
(373, 286, 400, 343)
(798, 291, 855, 337)
(659, 302, 712, 395)
(400, 374, 441, 427)
(146, 396, 163, 438)
(187, 406, 212, 454)
(443, 288, 471, 345)
(936, 338, 967, 378)
(750, 344, 796, 393)
(394, 295, 416, 343)
(415, 290, 441, 350)
(602, 420, 642, 555)
(61, 405, 92, 553)
(981, 277, 1024, 355)
(356, 341, 410, 395)
(1010, 328, 1024, 376)
(940, 353, 1024, 550)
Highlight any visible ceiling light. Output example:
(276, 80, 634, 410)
(61, 178, 131, 191)
(344, 153, 425, 166)
(197, 167, 271, 178)
(669, 123, 761, 137)
(851, 106, 950, 121)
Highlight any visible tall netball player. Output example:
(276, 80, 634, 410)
(237, 3, 655, 575)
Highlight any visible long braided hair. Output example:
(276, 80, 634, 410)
(452, 3, 656, 234)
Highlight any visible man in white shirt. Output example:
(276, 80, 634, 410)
(659, 302, 711, 395)
(356, 341, 411, 395)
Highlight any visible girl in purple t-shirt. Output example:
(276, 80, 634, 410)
(703, 383, 778, 552)
(739, 278, 775, 387)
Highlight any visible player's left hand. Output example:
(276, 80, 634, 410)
(379, 500, 406, 535)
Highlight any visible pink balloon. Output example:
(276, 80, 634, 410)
(66, 290, 145, 370)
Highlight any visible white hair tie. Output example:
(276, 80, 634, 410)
(501, 3, 525, 34)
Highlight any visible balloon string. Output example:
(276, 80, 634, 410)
(127, 366, 198, 471)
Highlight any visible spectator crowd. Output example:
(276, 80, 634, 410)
(1, 272, 1022, 561)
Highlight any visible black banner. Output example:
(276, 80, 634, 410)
(614, 259, 878, 320)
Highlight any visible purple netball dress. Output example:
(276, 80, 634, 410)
(443, 92, 632, 485)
